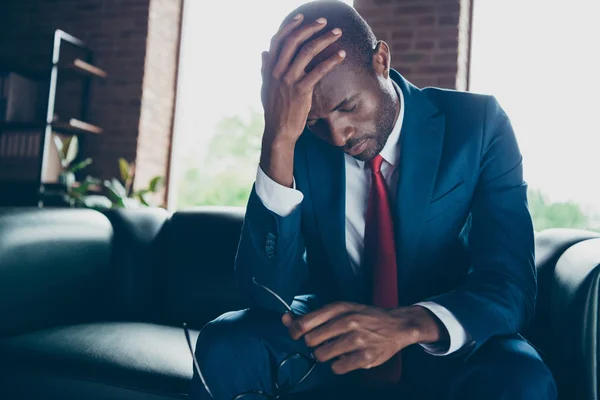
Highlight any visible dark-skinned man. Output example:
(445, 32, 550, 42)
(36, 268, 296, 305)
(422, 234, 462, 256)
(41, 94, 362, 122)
(190, 1, 557, 399)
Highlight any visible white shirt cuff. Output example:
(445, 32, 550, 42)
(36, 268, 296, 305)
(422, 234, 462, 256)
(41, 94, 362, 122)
(415, 301, 471, 356)
(255, 166, 304, 217)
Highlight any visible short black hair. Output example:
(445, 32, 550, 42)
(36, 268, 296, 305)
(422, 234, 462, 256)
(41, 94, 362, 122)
(281, 1, 378, 71)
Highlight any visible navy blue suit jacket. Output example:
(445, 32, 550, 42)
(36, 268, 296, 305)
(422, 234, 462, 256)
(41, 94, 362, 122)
(235, 69, 536, 352)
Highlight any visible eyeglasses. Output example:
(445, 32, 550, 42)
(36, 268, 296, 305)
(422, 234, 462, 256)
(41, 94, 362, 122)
(183, 277, 318, 400)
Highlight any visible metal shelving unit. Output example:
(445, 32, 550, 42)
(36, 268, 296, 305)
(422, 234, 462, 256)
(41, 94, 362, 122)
(0, 29, 107, 206)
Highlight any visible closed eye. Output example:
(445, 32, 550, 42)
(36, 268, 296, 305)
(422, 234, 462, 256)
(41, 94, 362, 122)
(338, 104, 357, 113)
(306, 100, 359, 127)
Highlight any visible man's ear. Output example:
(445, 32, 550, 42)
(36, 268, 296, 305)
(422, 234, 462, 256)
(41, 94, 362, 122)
(372, 40, 391, 79)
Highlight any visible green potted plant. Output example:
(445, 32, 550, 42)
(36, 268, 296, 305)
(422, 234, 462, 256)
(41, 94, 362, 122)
(52, 134, 92, 189)
(103, 158, 164, 208)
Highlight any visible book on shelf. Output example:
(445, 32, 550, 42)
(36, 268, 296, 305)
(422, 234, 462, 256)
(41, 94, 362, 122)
(0, 72, 44, 123)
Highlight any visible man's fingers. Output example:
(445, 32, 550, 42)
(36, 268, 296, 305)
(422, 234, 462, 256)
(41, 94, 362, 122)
(284, 28, 342, 82)
(261, 51, 269, 79)
(281, 312, 293, 327)
(303, 313, 360, 348)
(271, 18, 328, 80)
(290, 302, 355, 340)
(299, 49, 346, 91)
(312, 332, 366, 363)
(330, 349, 377, 375)
(268, 13, 305, 65)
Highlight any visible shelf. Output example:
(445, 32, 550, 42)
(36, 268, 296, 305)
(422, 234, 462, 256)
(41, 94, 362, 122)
(70, 59, 107, 78)
(52, 119, 103, 135)
(1, 59, 107, 81)
(0, 119, 103, 135)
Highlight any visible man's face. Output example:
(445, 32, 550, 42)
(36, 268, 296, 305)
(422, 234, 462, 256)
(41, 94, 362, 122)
(306, 63, 398, 161)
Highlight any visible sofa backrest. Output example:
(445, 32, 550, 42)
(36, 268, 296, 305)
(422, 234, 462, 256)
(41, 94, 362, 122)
(153, 207, 249, 329)
(528, 228, 600, 344)
(542, 237, 600, 399)
(103, 206, 250, 330)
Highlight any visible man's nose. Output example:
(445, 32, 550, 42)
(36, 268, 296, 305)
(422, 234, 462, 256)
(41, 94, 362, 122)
(328, 120, 354, 148)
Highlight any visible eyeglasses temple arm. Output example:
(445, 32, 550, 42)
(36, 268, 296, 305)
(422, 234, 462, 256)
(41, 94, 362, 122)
(183, 323, 215, 399)
(251, 277, 296, 317)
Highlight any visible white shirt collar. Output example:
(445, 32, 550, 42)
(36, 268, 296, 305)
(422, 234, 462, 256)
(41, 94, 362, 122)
(350, 80, 404, 168)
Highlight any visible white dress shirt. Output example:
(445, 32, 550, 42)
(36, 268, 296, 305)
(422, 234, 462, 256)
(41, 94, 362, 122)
(254, 81, 469, 356)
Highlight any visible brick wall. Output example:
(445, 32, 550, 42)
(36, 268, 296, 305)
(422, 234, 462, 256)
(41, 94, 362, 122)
(354, 0, 472, 90)
(0, 0, 182, 205)
(0, 0, 150, 181)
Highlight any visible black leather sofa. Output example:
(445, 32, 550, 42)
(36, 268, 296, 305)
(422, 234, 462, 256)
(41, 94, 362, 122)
(0, 207, 599, 399)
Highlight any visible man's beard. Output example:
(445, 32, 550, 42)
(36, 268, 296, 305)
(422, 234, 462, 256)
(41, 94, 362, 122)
(345, 89, 398, 161)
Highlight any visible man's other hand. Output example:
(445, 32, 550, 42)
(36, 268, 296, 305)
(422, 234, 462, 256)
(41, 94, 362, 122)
(282, 302, 447, 375)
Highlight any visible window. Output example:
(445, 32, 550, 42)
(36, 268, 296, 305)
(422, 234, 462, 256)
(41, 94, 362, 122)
(169, 0, 353, 209)
(469, 0, 600, 231)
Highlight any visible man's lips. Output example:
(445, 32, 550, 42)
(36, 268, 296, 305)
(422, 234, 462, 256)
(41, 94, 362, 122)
(346, 139, 369, 156)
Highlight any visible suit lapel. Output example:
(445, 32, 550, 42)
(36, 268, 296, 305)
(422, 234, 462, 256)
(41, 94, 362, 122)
(392, 72, 445, 296)
(305, 135, 365, 303)
(304, 71, 445, 304)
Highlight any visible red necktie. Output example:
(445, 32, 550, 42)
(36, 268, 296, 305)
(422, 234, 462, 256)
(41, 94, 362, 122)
(363, 154, 402, 384)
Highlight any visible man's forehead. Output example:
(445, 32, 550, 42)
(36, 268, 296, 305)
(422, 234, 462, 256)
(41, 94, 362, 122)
(312, 65, 356, 108)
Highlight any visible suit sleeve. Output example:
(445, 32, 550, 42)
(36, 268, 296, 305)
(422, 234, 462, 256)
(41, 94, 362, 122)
(254, 166, 304, 216)
(429, 96, 536, 350)
(234, 168, 309, 312)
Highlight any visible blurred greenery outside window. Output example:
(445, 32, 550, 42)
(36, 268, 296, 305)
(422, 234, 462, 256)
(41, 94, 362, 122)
(174, 108, 600, 233)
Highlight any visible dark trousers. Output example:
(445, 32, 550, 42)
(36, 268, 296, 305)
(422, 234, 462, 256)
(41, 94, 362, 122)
(189, 295, 557, 400)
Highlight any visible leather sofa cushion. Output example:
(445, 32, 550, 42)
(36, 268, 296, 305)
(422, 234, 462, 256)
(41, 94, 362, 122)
(0, 208, 114, 338)
(0, 322, 199, 398)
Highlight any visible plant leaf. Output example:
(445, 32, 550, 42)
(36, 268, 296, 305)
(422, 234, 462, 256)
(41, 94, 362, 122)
(82, 195, 113, 209)
(52, 135, 67, 167)
(106, 192, 125, 208)
(125, 161, 136, 197)
(133, 189, 149, 196)
(111, 178, 127, 198)
(65, 135, 79, 165)
(67, 157, 92, 174)
(138, 193, 150, 207)
(119, 158, 130, 183)
(52, 134, 64, 154)
(70, 175, 99, 195)
(103, 179, 126, 207)
(70, 185, 87, 196)
(82, 175, 101, 185)
(148, 176, 163, 192)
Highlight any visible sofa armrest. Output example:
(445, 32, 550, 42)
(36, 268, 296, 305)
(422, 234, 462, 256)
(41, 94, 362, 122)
(0, 208, 113, 338)
(550, 238, 600, 399)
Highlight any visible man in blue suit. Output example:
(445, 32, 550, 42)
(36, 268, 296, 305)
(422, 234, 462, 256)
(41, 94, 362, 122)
(191, 1, 557, 399)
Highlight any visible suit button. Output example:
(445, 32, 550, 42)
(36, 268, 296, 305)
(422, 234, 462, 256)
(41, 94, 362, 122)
(265, 233, 276, 258)
(266, 233, 276, 246)
(265, 243, 275, 258)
